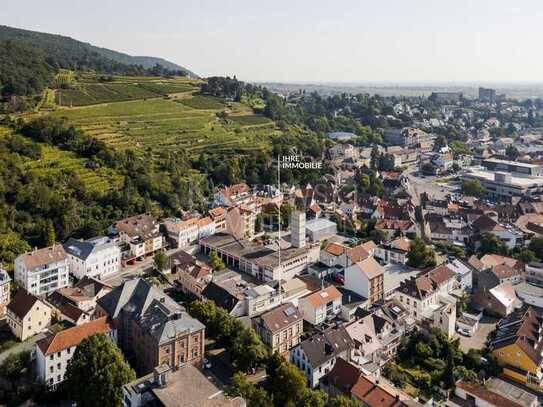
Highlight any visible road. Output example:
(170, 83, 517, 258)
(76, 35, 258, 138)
(404, 166, 460, 205)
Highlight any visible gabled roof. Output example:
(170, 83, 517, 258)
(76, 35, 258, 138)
(259, 303, 301, 333)
(299, 325, 353, 367)
(350, 257, 384, 280)
(427, 264, 456, 286)
(115, 214, 160, 240)
(322, 357, 361, 393)
(324, 242, 346, 257)
(7, 290, 45, 319)
(302, 286, 342, 308)
(37, 317, 113, 356)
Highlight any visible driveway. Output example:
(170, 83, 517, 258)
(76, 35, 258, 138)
(456, 315, 498, 353)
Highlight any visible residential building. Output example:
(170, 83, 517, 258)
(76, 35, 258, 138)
(344, 257, 384, 304)
(47, 276, 112, 314)
(374, 238, 411, 265)
(455, 377, 537, 407)
(213, 183, 254, 207)
(320, 357, 422, 407)
(209, 207, 227, 232)
(96, 278, 205, 374)
(445, 258, 474, 291)
(14, 244, 70, 296)
(225, 205, 256, 240)
(299, 285, 342, 325)
(473, 282, 519, 317)
(162, 217, 199, 248)
(122, 364, 244, 407)
(374, 219, 416, 240)
(64, 236, 120, 280)
(0, 269, 11, 317)
(490, 307, 543, 390)
(115, 214, 163, 261)
(526, 262, 543, 285)
(394, 265, 457, 323)
(290, 325, 354, 387)
(170, 251, 211, 299)
(7, 290, 52, 341)
(36, 317, 116, 389)
(253, 303, 303, 355)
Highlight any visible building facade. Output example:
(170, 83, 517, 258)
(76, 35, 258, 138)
(64, 236, 120, 280)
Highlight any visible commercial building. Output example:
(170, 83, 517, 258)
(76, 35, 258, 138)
(478, 87, 497, 103)
(455, 377, 537, 407)
(199, 233, 316, 282)
(482, 158, 541, 176)
(15, 244, 70, 296)
(64, 236, 120, 280)
(305, 218, 337, 242)
(463, 168, 543, 200)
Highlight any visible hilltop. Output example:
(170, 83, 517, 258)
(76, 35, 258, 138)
(0, 25, 197, 78)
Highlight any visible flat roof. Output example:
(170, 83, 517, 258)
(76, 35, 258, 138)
(305, 218, 337, 232)
(464, 169, 543, 187)
(483, 158, 540, 169)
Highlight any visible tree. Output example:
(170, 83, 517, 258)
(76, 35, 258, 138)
(328, 395, 362, 407)
(513, 248, 537, 264)
(407, 237, 436, 268)
(529, 237, 543, 261)
(226, 372, 273, 407)
(43, 219, 56, 247)
(421, 162, 437, 176)
(64, 333, 136, 407)
(153, 251, 168, 271)
(230, 328, 267, 372)
(265, 354, 308, 406)
(478, 233, 508, 256)
(433, 135, 447, 151)
(210, 250, 225, 271)
(461, 179, 484, 197)
(505, 145, 520, 160)
(1, 351, 30, 380)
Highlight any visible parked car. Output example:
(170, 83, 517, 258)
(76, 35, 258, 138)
(333, 273, 345, 285)
(457, 327, 472, 337)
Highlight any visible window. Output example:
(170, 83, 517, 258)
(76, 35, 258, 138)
(57, 363, 61, 369)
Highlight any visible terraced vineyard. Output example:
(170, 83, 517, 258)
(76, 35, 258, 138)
(53, 96, 279, 156)
(23, 144, 124, 194)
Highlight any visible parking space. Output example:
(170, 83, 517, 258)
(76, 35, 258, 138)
(456, 315, 498, 352)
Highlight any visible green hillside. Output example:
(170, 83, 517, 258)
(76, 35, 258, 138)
(0, 24, 196, 78)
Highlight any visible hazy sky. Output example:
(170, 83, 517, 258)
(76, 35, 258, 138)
(3, 0, 543, 83)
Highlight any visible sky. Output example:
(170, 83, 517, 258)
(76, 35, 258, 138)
(3, 0, 543, 83)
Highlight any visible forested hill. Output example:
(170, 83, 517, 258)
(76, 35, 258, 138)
(0, 25, 197, 78)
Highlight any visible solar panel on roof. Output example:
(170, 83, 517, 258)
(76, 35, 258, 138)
(283, 307, 296, 317)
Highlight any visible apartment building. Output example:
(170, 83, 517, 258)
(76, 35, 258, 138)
(344, 257, 384, 304)
(253, 303, 303, 355)
(15, 244, 70, 296)
(64, 236, 120, 280)
(299, 285, 342, 325)
(36, 317, 116, 389)
(7, 290, 52, 341)
(115, 214, 163, 261)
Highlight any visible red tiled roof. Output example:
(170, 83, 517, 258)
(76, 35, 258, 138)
(37, 317, 113, 356)
(304, 286, 342, 308)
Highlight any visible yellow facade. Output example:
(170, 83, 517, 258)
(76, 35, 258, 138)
(492, 343, 541, 389)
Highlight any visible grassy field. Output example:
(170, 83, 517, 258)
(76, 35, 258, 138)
(23, 144, 124, 194)
(52, 95, 278, 156)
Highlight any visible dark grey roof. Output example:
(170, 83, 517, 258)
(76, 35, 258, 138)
(97, 278, 182, 319)
(201, 282, 239, 313)
(300, 325, 354, 367)
(63, 236, 116, 261)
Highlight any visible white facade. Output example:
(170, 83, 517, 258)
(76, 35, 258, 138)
(0, 269, 10, 316)
(64, 237, 121, 280)
(299, 291, 342, 325)
(345, 264, 370, 299)
(15, 248, 70, 296)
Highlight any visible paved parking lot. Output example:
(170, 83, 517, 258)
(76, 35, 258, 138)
(456, 315, 498, 352)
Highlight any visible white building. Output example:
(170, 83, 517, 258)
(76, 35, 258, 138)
(298, 286, 342, 325)
(115, 214, 163, 260)
(15, 245, 70, 296)
(64, 237, 120, 280)
(36, 317, 116, 389)
(344, 257, 384, 304)
(0, 269, 11, 317)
